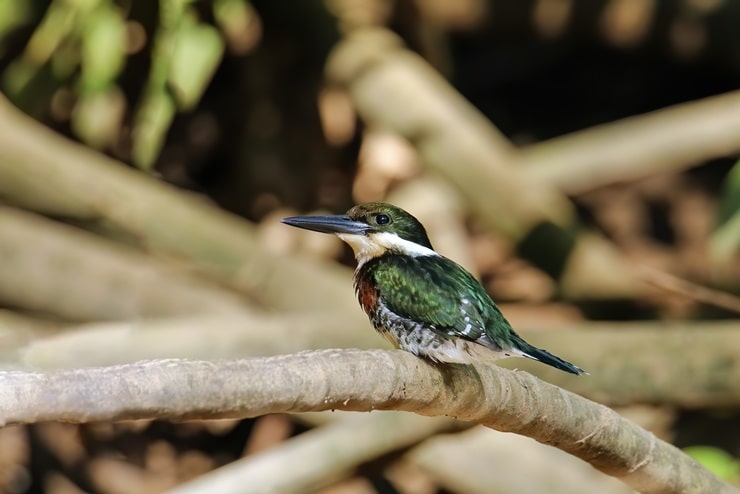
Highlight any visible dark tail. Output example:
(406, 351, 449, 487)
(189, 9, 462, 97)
(512, 336, 588, 375)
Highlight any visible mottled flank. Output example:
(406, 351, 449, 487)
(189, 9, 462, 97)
(356, 253, 510, 362)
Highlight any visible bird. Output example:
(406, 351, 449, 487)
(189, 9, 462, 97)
(281, 202, 586, 375)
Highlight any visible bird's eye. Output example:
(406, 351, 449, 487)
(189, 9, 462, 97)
(374, 213, 391, 225)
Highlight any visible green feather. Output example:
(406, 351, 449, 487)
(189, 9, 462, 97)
(365, 254, 517, 348)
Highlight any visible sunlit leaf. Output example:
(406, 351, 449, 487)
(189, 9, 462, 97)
(710, 160, 740, 264)
(24, 0, 77, 66)
(132, 89, 176, 170)
(0, 0, 33, 39)
(168, 15, 224, 110)
(79, 4, 127, 94)
(213, 0, 261, 54)
(684, 446, 739, 481)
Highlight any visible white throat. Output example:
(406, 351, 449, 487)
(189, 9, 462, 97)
(337, 231, 439, 266)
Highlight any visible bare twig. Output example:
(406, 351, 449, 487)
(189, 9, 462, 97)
(0, 350, 734, 493)
(637, 265, 740, 314)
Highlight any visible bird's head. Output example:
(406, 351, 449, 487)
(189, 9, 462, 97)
(282, 202, 435, 264)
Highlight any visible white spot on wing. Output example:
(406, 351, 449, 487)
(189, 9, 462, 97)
(458, 299, 481, 337)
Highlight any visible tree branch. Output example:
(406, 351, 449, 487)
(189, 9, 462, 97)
(325, 28, 641, 300)
(0, 206, 248, 320)
(164, 413, 460, 494)
(0, 95, 359, 316)
(519, 90, 740, 195)
(17, 319, 740, 408)
(409, 426, 634, 494)
(0, 350, 733, 493)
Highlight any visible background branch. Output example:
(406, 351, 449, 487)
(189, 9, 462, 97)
(326, 28, 641, 300)
(164, 413, 460, 494)
(0, 95, 359, 316)
(519, 90, 740, 195)
(0, 206, 249, 320)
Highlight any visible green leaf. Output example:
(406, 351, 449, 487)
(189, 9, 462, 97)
(711, 160, 740, 263)
(684, 446, 739, 481)
(0, 0, 33, 38)
(79, 4, 127, 94)
(213, 0, 259, 54)
(168, 15, 224, 110)
(131, 90, 176, 170)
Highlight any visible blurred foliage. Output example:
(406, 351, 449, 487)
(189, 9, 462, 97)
(685, 446, 740, 483)
(712, 159, 740, 265)
(0, 0, 249, 169)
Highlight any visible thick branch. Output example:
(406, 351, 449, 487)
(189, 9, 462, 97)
(0, 350, 733, 493)
(18, 319, 740, 408)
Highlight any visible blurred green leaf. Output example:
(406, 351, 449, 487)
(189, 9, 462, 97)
(3, 0, 77, 99)
(131, 89, 176, 170)
(716, 160, 740, 227)
(0, 0, 33, 38)
(50, 38, 80, 80)
(24, 0, 78, 66)
(213, 0, 260, 54)
(684, 446, 739, 481)
(79, 4, 127, 94)
(168, 14, 225, 110)
(711, 160, 740, 264)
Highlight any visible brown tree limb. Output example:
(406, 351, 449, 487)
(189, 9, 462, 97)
(0, 350, 734, 493)
(164, 413, 460, 494)
(325, 28, 640, 300)
(19, 313, 384, 369)
(326, 28, 570, 240)
(0, 95, 359, 316)
(0, 206, 248, 320)
(293, 411, 634, 494)
(519, 90, 740, 195)
(409, 426, 633, 494)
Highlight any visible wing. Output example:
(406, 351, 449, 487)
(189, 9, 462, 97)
(368, 254, 491, 341)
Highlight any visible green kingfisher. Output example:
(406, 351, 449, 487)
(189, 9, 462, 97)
(282, 202, 586, 375)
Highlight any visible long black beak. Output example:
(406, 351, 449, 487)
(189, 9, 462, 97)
(281, 214, 370, 235)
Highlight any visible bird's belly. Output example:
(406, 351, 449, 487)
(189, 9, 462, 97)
(369, 304, 506, 364)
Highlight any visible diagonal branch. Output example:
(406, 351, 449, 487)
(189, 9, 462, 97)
(519, 89, 740, 195)
(0, 350, 733, 493)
